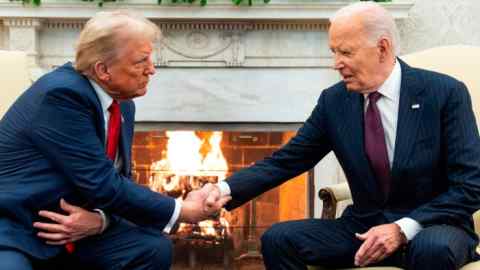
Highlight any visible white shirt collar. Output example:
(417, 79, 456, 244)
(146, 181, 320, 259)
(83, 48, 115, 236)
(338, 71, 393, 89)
(377, 60, 401, 102)
(363, 60, 402, 102)
(89, 79, 114, 114)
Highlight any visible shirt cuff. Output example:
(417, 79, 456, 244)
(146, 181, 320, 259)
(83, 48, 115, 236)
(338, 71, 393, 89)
(395, 217, 423, 241)
(163, 199, 182, 234)
(217, 181, 231, 196)
(93, 208, 109, 234)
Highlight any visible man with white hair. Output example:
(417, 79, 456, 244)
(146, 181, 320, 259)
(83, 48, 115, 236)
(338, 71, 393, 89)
(209, 2, 480, 269)
(0, 11, 228, 269)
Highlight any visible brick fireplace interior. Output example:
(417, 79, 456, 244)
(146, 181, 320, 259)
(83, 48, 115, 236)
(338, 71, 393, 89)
(132, 129, 314, 270)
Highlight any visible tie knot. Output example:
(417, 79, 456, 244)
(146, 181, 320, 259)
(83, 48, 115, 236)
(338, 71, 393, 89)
(368, 91, 382, 104)
(108, 100, 120, 113)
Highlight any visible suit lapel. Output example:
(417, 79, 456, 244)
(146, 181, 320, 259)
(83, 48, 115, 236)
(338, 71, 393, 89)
(391, 60, 425, 183)
(92, 92, 106, 146)
(119, 103, 131, 176)
(343, 92, 365, 162)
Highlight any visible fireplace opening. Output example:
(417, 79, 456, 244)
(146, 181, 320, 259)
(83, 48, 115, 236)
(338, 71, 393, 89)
(132, 129, 314, 270)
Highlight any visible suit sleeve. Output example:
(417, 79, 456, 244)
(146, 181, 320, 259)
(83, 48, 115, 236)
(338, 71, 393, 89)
(30, 88, 176, 229)
(225, 91, 333, 210)
(408, 82, 480, 227)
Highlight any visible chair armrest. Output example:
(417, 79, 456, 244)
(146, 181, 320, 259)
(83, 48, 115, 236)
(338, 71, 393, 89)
(473, 210, 480, 236)
(318, 182, 352, 219)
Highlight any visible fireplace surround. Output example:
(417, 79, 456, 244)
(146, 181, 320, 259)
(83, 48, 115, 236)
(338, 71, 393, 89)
(132, 129, 313, 269)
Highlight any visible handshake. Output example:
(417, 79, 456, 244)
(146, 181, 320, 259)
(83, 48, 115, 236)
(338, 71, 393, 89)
(178, 183, 232, 223)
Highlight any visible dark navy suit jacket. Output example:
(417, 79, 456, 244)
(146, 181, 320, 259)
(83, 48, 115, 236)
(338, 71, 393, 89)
(225, 59, 480, 240)
(0, 63, 175, 259)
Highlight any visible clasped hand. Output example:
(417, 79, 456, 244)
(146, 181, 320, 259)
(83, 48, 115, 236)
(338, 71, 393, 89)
(354, 223, 407, 267)
(179, 183, 231, 223)
(33, 198, 103, 245)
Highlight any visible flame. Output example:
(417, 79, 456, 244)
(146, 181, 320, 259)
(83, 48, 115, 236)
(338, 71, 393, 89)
(165, 131, 203, 174)
(148, 131, 230, 239)
(198, 220, 217, 236)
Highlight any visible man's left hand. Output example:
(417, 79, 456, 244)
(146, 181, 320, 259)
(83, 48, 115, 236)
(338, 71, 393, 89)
(33, 198, 103, 245)
(354, 223, 407, 267)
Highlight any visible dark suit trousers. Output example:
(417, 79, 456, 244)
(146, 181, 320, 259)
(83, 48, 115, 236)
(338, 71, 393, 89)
(0, 218, 172, 270)
(261, 215, 479, 270)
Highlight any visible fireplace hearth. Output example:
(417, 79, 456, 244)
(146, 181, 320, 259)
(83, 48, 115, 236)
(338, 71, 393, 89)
(132, 129, 314, 269)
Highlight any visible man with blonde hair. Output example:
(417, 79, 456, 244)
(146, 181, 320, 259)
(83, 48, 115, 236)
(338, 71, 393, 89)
(0, 11, 228, 269)
(209, 2, 480, 269)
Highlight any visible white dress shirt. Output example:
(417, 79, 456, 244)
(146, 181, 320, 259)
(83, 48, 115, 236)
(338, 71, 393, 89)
(218, 60, 422, 241)
(89, 79, 181, 234)
(363, 60, 422, 241)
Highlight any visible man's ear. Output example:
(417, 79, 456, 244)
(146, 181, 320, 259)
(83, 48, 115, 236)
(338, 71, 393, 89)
(93, 61, 111, 83)
(377, 38, 391, 63)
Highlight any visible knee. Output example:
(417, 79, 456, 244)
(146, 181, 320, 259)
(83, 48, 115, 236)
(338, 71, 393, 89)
(408, 232, 456, 267)
(138, 234, 173, 270)
(0, 250, 32, 270)
(261, 222, 294, 250)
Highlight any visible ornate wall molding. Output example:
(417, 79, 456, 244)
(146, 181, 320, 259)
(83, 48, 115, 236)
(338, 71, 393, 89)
(3, 17, 43, 28)
(0, 1, 414, 20)
(0, 1, 414, 68)
(157, 29, 246, 67)
(3, 18, 43, 67)
(0, 17, 337, 68)
(157, 21, 329, 31)
(44, 20, 84, 29)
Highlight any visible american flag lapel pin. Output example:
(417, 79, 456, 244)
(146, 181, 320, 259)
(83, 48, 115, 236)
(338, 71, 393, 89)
(411, 104, 420, 109)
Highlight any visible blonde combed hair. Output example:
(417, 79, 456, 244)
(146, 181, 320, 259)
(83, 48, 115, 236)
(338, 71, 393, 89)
(75, 10, 160, 75)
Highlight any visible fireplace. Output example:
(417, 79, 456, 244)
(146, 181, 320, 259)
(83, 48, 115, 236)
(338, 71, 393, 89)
(132, 128, 314, 269)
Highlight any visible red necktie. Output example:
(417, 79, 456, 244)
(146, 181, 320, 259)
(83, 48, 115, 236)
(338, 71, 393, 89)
(65, 100, 121, 254)
(364, 92, 391, 196)
(106, 100, 121, 161)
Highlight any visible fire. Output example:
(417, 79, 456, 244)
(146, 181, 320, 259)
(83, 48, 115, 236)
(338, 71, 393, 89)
(149, 131, 230, 239)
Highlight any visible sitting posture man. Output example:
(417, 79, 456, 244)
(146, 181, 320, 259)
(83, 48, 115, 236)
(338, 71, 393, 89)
(210, 2, 480, 270)
(0, 11, 228, 270)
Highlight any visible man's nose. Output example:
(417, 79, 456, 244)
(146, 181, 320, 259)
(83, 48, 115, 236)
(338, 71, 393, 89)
(146, 59, 156, 75)
(333, 54, 344, 70)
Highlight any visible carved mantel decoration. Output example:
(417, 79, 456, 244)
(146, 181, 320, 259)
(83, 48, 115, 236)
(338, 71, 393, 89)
(0, 0, 414, 70)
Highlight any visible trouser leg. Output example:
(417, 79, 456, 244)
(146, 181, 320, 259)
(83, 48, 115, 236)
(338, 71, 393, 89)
(0, 249, 33, 270)
(406, 225, 478, 270)
(71, 219, 172, 270)
(260, 216, 372, 270)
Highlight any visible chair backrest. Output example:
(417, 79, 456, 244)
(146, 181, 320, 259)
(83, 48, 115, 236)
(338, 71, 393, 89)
(402, 45, 480, 235)
(0, 50, 31, 118)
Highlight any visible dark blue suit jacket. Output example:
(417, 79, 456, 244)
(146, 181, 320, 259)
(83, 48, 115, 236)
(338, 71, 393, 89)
(0, 63, 175, 259)
(225, 60, 480, 240)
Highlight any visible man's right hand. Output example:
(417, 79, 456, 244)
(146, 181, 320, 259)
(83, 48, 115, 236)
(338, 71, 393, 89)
(33, 198, 103, 245)
(179, 183, 231, 223)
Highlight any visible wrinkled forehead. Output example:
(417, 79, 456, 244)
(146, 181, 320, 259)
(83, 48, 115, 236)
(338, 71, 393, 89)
(330, 15, 370, 44)
(117, 32, 153, 52)
(329, 25, 362, 47)
(330, 14, 365, 36)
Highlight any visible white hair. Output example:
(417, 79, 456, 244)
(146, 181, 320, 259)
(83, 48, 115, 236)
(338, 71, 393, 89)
(330, 1, 400, 55)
